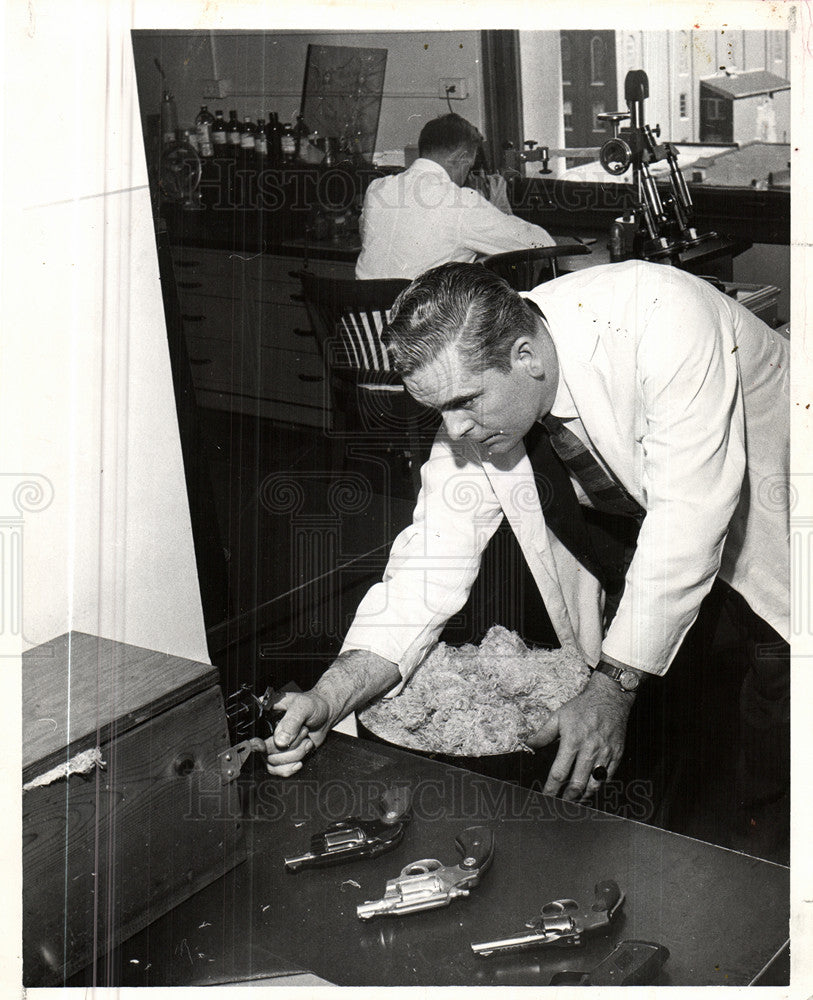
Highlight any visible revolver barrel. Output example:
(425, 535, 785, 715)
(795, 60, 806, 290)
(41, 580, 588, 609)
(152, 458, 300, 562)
(357, 892, 457, 920)
(472, 915, 575, 956)
(472, 932, 551, 957)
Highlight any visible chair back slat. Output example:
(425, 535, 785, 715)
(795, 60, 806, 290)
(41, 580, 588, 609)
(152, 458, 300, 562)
(482, 244, 591, 291)
(297, 272, 408, 374)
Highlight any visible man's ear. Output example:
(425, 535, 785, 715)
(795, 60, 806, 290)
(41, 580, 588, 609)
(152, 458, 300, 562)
(512, 331, 546, 378)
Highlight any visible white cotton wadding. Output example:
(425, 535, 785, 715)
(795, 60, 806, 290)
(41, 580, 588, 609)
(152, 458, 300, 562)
(23, 747, 106, 791)
(359, 625, 591, 755)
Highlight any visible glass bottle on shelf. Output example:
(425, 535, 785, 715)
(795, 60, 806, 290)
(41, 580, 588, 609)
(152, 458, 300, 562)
(160, 90, 179, 147)
(280, 122, 296, 163)
(181, 127, 198, 152)
(240, 117, 256, 149)
(254, 117, 268, 158)
(194, 105, 214, 158)
(227, 110, 242, 155)
(211, 110, 227, 149)
(266, 112, 283, 167)
(292, 113, 310, 161)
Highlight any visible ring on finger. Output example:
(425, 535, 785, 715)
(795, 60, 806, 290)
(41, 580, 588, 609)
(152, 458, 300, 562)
(591, 764, 609, 782)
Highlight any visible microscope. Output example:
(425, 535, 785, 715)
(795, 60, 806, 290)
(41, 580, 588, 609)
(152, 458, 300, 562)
(508, 69, 724, 264)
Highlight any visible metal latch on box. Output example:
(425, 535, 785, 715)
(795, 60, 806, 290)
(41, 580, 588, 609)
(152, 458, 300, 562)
(219, 737, 268, 784)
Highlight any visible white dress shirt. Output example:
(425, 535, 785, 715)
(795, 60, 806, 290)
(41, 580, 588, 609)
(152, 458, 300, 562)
(355, 158, 556, 280)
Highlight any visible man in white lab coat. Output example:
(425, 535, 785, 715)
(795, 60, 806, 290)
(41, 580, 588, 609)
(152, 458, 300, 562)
(355, 113, 556, 280)
(268, 260, 789, 856)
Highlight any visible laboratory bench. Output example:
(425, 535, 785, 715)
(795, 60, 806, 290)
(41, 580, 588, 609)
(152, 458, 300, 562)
(63, 724, 790, 989)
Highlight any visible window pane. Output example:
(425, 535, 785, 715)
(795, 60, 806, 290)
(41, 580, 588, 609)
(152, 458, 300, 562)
(591, 36, 605, 83)
(561, 35, 572, 85)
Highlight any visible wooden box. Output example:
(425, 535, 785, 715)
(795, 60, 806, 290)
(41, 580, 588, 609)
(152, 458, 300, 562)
(22, 632, 246, 986)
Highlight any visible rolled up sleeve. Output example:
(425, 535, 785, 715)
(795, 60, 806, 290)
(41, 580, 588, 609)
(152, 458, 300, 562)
(341, 435, 505, 690)
(458, 188, 557, 255)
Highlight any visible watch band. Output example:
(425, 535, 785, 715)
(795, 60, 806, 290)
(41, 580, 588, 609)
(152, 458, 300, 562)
(592, 659, 644, 693)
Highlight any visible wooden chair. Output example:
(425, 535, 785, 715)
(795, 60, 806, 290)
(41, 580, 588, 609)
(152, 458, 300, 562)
(482, 243, 592, 290)
(293, 271, 439, 495)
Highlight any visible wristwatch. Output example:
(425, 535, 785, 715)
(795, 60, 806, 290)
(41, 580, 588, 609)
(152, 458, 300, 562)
(591, 660, 644, 693)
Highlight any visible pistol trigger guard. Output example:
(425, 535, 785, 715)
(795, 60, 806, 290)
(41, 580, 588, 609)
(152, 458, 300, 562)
(607, 890, 626, 919)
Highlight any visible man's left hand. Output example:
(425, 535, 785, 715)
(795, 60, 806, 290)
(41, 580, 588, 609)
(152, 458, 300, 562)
(527, 672, 635, 802)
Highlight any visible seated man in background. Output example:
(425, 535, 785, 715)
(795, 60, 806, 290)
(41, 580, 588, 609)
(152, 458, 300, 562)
(268, 261, 790, 863)
(355, 113, 556, 279)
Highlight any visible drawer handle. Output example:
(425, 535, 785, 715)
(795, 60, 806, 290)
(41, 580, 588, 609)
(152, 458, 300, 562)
(298, 374, 324, 383)
(182, 314, 206, 322)
(173, 754, 197, 777)
(293, 328, 314, 337)
(189, 357, 213, 366)
(177, 281, 203, 290)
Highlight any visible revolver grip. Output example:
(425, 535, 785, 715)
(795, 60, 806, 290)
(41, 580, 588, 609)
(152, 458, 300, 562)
(456, 826, 494, 872)
(379, 784, 412, 825)
(592, 879, 623, 916)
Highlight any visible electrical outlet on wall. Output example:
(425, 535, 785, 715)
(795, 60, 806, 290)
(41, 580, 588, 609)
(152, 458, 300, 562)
(439, 77, 468, 100)
(201, 78, 231, 99)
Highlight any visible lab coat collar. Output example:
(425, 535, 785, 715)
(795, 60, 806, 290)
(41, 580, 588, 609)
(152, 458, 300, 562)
(521, 291, 597, 419)
(409, 157, 453, 182)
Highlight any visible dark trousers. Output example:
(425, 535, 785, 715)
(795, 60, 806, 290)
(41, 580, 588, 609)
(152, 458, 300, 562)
(730, 597, 790, 863)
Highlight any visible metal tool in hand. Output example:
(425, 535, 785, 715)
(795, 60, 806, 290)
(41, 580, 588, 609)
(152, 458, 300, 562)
(549, 939, 670, 986)
(471, 879, 624, 956)
(357, 826, 494, 920)
(219, 682, 297, 784)
(284, 785, 413, 871)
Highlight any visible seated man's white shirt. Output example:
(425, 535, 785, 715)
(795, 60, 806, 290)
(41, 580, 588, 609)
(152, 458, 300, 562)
(355, 158, 556, 280)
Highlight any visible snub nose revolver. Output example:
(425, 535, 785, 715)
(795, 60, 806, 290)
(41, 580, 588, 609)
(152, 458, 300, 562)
(471, 879, 624, 956)
(357, 826, 494, 920)
(284, 785, 412, 871)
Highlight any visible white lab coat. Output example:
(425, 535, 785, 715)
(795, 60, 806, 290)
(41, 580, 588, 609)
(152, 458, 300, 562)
(342, 261, 789, 682)
(355, 158, 555, 280)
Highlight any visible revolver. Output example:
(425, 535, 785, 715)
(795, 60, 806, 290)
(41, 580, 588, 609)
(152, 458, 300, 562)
(357, 826, 494, 920)
(471, 879, 624, 956)
(284, 785, 412, 871)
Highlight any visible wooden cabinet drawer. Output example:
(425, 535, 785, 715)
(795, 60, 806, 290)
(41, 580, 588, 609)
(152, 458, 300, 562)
(247, 255, 356, 305)
(258, 345, 326, 409)
(186, 334, 257, 396)
(22, 633, 245, 986)
(170, 246, 236, 293)
(178, 292, 248, 343)
(253, 300, 320, 355)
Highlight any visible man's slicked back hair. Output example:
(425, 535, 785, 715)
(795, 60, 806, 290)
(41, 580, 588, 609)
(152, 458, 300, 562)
(418, 113, 483, 160)
(381, 262, 539, 377)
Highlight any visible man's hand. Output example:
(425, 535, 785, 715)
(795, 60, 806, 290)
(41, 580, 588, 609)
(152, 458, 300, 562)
(264, 690, 332, 777)
(528, 671, 635, 802)
(264, 649, 402, 778)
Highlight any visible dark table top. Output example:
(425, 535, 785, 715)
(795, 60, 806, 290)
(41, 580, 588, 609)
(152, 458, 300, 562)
(80, 732, 789, 988)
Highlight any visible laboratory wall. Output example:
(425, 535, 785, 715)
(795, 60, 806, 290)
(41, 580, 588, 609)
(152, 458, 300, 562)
(132, 30, 487, 161)
(4, 1, 209, 661)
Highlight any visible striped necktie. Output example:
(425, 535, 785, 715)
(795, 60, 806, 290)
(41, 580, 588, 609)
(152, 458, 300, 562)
(524, 422, 608, 586)
(541, 414, 644, 520)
